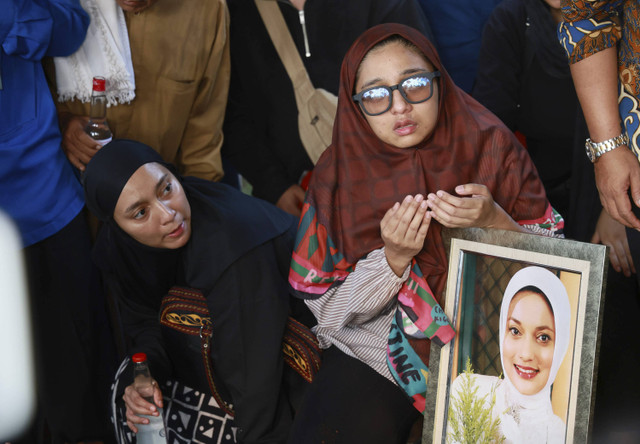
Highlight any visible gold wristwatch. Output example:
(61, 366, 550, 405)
(585, 132, 629, 163)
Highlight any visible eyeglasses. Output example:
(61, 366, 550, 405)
(352, 71, 441, 116)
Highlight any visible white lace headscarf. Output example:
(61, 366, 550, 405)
(54, 0, 135, 105)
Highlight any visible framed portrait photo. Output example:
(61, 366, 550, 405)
(422, 228, 608, 444)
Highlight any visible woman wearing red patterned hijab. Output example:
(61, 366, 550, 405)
(288, 23, 563, 443)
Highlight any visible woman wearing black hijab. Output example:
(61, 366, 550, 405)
(84, 139, 309, 443)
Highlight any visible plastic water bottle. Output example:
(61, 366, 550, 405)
(132, 353, 167, 444)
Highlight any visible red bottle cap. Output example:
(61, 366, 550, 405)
(92, 77, 106, 92)
(132, 352, 148, 363)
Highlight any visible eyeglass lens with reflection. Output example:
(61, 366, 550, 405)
(352, 71, 441, 116)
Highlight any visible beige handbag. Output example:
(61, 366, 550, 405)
(255, 0, 337, 164)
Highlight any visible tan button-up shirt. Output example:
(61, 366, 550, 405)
(53, 0, 230, 181)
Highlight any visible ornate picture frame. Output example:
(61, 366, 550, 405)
(422, 228, 608, 444)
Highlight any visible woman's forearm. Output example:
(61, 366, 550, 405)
(305, 248, 408, 328)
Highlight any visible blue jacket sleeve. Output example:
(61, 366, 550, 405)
(1, 0, 89, 61)
(0, 0, 15, 44)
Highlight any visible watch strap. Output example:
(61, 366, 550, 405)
(585, 132, 629, 163)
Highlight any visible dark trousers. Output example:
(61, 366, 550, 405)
(288, 346, 420, 444)
(15, 211, 117, 444)
(627, 204, 640, 289)
(590, 216, 640, 443)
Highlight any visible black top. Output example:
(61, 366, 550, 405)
(85, 139, 301, 443)
(472, 0, 580, 220)
(222, 0, 433, 203)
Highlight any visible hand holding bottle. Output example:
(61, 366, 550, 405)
(124, 353, 167, 442)
(59, 113, 101, 171)
(123, 378, 164, 433)
(59, 76, 112, 171)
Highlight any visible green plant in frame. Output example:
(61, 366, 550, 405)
(447, 358, 505, 444)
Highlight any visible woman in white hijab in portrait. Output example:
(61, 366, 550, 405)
(448, 266, 571, 444)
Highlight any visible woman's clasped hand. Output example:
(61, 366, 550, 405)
(381, 194, 431, 276)
(426, 184, 521, 231)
